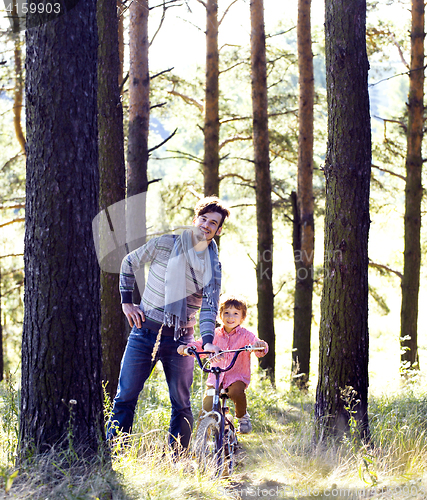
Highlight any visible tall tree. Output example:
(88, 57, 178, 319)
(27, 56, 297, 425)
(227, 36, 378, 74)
(291, 0, 314, 390)
(11, 5, 25, 155)
(315, 0, 371, 441)
(400, 0, 424, 372)
(203, 0, 220, 197)
(127, 0, 149, 203)
(98, 0, 127, 400)
(127, 0, 149, 303)
(20, 0, 103, 457)
(0, 265, 3, 382)
(118, 0, 125, 87)
(250, 0, 275, 383)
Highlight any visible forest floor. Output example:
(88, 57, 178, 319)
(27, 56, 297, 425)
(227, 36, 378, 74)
(1, 357, 427, 499)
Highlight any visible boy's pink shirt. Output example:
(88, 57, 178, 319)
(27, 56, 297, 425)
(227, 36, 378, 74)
(189, 325, 269, 389)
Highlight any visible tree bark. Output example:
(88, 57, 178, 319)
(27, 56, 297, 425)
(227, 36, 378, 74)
(12, 4, 25, 154)
(127, 0, 150, 302)
(203, 0, 220, 197)
(291, 0, 314, 391)
(127, 0, 149, 201)
(0, 265, 3, 382)
(20, 0, 103, 457)
(98, 0, 127, 400)
(250, 0, 275, 383)
(315, 0, 371, 442)
(118, 0, 124, 88)
(400, 0, 424, 372)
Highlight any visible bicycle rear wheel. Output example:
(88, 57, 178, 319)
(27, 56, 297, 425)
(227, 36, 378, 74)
(193, 415, 223, 474)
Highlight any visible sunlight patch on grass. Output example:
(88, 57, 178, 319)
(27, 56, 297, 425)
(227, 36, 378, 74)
(111, 436, 238, 500)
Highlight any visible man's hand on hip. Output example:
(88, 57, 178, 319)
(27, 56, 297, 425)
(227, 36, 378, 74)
(122, 303, 145, 328)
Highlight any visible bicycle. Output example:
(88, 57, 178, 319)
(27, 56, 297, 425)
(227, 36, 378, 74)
(185, 344, 265, 476)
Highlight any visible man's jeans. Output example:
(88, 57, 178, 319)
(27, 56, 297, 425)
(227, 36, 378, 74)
(106, 325, 195, 448)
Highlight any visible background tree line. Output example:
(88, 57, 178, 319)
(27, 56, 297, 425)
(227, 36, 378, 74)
(0, 0, 425, 457)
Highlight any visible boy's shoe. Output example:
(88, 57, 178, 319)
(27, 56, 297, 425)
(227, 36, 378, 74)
(238, 414, 252, 434)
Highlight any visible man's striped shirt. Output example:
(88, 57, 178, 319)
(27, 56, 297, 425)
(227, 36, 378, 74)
(120, 234, 219, 344)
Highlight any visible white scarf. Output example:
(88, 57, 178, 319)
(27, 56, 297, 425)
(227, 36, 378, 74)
(164, 228, 219, 338)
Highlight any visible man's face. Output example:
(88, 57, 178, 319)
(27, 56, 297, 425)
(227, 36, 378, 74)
(193, 211, 223, 243)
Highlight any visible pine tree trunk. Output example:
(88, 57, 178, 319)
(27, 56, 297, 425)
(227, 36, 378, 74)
(127, 0, 149, 302)
(203, 0, 220, 197)
(12, 4, 25, 154)
(21, 0, 103, 457)
(98, 0, 127, 400)
(0, 265, 3, 382)
(315, 0, 371, 441)
(127, 0, 149, 200)
(250, 0, 275, 383)
(400, 0, 424, 372)
(292, 0, 314, 390)
(118, 0, 124, 88)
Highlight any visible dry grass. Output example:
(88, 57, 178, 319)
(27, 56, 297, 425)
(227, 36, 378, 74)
(1, 366, 427, 499)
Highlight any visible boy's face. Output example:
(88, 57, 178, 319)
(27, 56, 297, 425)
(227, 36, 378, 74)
(221, 306, 244, 333)
(192, 211, 223, 243)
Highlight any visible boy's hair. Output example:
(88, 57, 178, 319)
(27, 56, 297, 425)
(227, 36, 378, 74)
(194, 196, 230, 228)
(219, 294, 247, 321)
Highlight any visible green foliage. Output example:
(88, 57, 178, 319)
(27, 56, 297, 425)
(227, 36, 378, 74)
(0, 375, 20, 467)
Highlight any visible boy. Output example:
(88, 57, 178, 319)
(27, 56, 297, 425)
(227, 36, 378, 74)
(178, 294, 268, 434)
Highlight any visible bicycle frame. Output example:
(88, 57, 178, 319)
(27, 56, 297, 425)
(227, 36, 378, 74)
(187, 345, 264, 475)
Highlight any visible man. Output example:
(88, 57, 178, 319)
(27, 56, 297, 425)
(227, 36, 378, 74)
(106, 196, 230, 450)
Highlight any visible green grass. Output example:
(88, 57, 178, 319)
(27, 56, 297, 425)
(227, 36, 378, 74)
(0, 366, 427, 498)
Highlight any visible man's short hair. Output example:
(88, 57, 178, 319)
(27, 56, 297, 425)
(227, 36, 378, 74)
(219, 294, 248, 321)
(194, 196, 230, 228)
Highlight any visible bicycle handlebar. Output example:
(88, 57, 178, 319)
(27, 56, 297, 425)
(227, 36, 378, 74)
(185, 345, 265, 374)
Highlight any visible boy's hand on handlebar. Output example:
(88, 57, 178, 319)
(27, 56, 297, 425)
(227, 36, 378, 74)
(252, 341, 268, 355)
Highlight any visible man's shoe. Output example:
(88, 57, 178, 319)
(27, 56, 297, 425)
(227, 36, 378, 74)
(238, 414, 252, 434)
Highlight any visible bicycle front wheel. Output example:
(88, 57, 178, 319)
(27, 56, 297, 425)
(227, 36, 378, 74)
(223, 420, 238, 476)
(193, 415, 223, 474)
